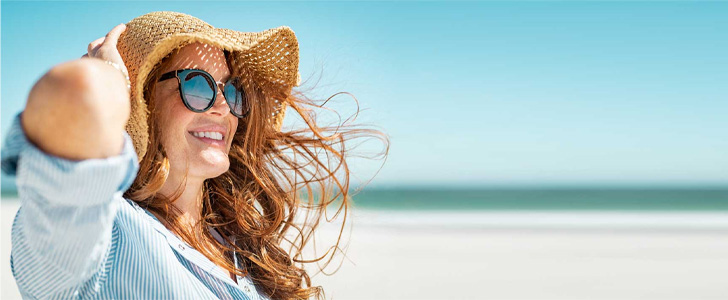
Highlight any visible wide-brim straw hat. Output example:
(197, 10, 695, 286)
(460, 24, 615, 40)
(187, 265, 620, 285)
(117, 11, 300, 161)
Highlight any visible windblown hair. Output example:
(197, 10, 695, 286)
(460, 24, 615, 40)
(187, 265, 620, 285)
(123, 48, 389, 300)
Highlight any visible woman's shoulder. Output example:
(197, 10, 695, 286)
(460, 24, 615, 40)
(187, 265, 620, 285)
(113, 197, 166, 234)
(117, 196, 145, 215)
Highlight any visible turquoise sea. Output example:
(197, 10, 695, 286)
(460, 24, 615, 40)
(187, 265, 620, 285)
(349, 188, 728, 211)
(3, 188, 728, 212)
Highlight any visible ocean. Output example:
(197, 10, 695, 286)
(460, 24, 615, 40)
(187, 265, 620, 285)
(4, 188, 728, 211)
(4, 189, 728, 230)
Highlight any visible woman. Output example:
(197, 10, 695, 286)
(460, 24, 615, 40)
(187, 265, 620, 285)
(2, 11, 388, 299)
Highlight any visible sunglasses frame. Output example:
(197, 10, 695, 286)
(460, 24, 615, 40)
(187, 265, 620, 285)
(158, 68, 249, 118)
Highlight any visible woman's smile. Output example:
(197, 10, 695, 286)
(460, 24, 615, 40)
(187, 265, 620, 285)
(188, 131, 227, 147)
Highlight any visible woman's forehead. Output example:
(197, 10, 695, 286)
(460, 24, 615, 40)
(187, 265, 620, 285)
(163, 42, 230, 77)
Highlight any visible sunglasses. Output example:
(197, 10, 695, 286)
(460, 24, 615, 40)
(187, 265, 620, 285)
(158, 68, 249, 118)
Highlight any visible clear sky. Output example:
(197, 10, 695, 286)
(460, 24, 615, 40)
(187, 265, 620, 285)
(1, 1, 727, 190)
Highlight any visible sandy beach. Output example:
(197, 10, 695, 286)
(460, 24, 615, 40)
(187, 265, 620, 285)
(2, 199, 728, 299)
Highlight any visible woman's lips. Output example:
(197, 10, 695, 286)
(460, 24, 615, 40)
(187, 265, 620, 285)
(189, 132, 226, 147)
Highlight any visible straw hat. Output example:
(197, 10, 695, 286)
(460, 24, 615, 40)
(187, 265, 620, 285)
(116, 11, 300, 161)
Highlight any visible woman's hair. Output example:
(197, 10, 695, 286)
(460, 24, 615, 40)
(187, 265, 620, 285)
(122, 46, 389, 300)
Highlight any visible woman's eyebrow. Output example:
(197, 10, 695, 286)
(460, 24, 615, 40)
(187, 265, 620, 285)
(210, 69, 232, 82)
(192, 66, 233, 82)
(206, 72, 231, 83)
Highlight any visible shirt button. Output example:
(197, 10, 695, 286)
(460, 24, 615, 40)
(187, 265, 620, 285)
(244, 285, 251, 292)
(178, 244, 185, 251)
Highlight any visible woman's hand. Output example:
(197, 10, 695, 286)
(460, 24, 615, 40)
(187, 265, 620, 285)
(83, 23, 129, 78)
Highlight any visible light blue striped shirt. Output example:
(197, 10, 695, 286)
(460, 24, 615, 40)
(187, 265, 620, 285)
(2, 112, 271, 300)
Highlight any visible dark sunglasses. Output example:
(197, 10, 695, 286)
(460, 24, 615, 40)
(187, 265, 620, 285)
(158, 68, 249, 118)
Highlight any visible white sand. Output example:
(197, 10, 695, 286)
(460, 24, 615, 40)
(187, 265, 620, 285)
(3, 199, 728, 300)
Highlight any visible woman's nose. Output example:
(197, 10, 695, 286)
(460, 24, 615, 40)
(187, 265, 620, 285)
(207, 82, 230, 116)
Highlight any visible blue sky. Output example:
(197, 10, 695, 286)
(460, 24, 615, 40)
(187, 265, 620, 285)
(2, 1, 727, 190)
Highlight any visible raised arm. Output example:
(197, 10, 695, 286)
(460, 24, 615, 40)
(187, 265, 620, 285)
(23, 25, 130, 160)
(2, 24, 140, 299)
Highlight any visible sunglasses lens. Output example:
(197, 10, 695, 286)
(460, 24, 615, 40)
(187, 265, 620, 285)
(224, 80, 247, 117)
(182, 71, 216, 111)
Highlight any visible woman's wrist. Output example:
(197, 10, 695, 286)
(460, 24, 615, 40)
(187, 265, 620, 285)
(101, 59, 131, 92)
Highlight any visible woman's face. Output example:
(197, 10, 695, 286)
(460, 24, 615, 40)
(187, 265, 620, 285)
(153, 42, 238, 180)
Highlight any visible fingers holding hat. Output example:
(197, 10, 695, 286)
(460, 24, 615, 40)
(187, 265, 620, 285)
(87, 36, 105, 58)
(103, 23, 126, 45)
(86, 24, 130, 82)
(86, 23, 125, 58)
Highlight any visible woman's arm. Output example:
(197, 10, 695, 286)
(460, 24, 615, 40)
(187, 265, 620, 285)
(2, 24, 139, 298)
(23, 39, 130, 160)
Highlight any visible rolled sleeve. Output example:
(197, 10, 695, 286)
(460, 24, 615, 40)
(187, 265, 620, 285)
(2, 112, 138, 204)
(2, 111, 140, 298)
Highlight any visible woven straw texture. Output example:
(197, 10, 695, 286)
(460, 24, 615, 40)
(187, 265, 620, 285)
(116, 11, 300, 161)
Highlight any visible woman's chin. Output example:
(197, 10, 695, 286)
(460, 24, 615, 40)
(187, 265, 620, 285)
(196, 151, 230, 173)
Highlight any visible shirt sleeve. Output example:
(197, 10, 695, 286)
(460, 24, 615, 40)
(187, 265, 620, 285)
(1, 111, 139, 298)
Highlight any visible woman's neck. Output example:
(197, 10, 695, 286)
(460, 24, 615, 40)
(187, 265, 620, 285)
(158, 171, 205, 227)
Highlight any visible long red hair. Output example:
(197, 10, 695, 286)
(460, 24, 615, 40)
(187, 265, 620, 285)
(123, 48, 390, 299)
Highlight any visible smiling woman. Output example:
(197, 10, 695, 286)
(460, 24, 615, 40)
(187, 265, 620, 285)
(149, 43, 241, 227)
(1, 11, 389, 300)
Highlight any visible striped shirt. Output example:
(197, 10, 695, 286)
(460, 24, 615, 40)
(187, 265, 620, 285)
(2, 112, 271, 300)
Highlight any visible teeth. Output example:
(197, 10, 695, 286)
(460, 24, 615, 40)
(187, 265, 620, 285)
(192, 131, 223, 141)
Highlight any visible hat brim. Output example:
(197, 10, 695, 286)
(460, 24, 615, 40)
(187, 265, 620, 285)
(135, 26, 300, 108)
